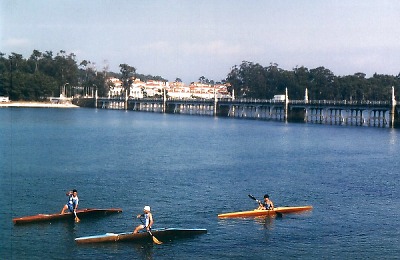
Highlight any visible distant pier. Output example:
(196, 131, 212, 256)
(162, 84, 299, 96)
(74, 89, 399, 128)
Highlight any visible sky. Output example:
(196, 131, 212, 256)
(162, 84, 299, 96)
(1, 0, 400, 83)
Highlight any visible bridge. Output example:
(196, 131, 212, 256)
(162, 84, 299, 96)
(73, 88, 399, 128)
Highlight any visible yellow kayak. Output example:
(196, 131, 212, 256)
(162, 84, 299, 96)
(218, 206, 313, 218)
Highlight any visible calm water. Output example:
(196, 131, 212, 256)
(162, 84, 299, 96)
(1, 108, 399, 259)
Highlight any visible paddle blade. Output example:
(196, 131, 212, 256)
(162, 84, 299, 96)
(148, 230, 162, 244)
(152, 236, 162, 245)
(74, 211, 80, 223)
(248, 194, 257, 201)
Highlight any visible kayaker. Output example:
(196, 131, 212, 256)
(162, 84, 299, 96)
(133, 206, 154, 234)
(60, 189, 79, 214)
(258, 194, 274, 210)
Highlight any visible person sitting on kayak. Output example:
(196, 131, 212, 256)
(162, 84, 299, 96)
(258, 194, 274, 210)
(133, 206, 154, 234)
(60, 189, 79, 214)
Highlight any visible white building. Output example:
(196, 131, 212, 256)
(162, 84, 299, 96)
(107, 78, 231, 100)
(129, 78, 145, 99)
(107, 77, 123, 97)
(167, 82, 191, 99)
(0, 96, 10, 102)
(143, 80, 168, 97)
(166, 82, 231, 99)
(189, 83, 231, 99)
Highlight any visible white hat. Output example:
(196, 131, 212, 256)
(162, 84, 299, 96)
(144, 206, 151, 212)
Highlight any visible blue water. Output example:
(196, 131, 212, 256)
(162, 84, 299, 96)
(1, 108, 399, 259)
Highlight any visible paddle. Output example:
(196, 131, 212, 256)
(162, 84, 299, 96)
(74, 210, 80, 223)
(248, 194, 263, 206)
(139, 218, 162, 245)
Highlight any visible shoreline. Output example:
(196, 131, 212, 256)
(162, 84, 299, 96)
(0, 101, 79, 108)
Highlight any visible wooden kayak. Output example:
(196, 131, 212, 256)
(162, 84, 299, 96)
(13, 208, 123, 224)
(218, 206, 313, 218)
(75, 228, 208, 244)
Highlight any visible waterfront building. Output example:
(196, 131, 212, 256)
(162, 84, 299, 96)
(167, 81, 192, 99)
(0, 96, 10, 102)
(107, 77, 231, 100)
(107, 77, 123, 97)
(129, 78, 145, 99)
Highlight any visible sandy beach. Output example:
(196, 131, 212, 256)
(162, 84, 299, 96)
(0, 101, 79, 108)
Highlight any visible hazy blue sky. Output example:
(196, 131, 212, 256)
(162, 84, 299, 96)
(1, 0, 399, 83)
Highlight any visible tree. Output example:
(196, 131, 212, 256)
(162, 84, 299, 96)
(119, 63, 136, 96)
(308, 67, 336, 100)
(8, 53, 25, 100)
(226, 65, 243, 97)
(0, 52, 9, 96)
(29, 50, 42, 73)
(198, 76, 206, 84)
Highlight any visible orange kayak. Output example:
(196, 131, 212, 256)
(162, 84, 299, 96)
(218, 206, 313, 218)
(13, 208, 122, 224)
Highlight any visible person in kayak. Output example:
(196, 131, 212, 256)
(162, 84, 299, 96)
(134, 206, 154, 233)
(258, 194, 274, 210)
(60, 189, 79, 214)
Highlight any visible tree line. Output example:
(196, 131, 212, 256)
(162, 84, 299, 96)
(226, 61, 399, 101)
(1, 50, 399, 101)
(0, 50, 167, 101)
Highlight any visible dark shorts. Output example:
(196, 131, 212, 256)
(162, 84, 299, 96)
(67, 204, 74, 212)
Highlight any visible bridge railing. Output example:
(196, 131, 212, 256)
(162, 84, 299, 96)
(218, 98, 283, 104)
(290, 100, 392, 106)
(97, 96, 394, 106)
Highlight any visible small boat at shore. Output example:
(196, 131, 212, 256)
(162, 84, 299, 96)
(75, 228, 207, 244)
(218, 206, 313, 218)
(13, 208, 122, 224)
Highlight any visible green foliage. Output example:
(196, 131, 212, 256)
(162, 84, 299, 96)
(0, 50, 118, 100)
(119, 63, 136, 95)
(226, 61, 400, 101)
(136, 74, 168, 83)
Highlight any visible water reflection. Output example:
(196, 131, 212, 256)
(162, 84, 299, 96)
(253, 214, 281, 230)
(132, 243, 154, 260)
(63, 220, 79, 235)
(389, 128, 397, 144)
